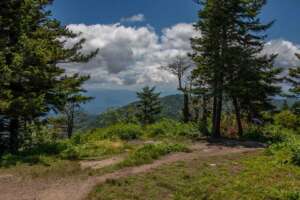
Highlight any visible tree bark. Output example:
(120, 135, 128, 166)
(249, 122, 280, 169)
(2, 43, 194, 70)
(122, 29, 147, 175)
(66, 103, 75, 138)
(182, 91, 191, 123)
(232, 97, 243, 137)
(212, 79, 223, 138)
(9, 118, 19, 154)
(201, 95, 209, 135)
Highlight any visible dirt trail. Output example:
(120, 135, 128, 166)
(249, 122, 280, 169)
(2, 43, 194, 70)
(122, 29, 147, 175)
(80, 155, 126, 170)
(0, 142, 262, 200)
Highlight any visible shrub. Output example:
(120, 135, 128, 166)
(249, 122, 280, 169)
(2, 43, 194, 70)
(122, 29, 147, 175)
(242, 125, 265, 142)
(91, 123, 143, 140)
(76, 140, 126, 159)
(285, 191, 300, 200)
(146, 119, 199, 138)
(59, 145, 80, 160)
(274, 110, 299, 130)
(291, 146, 300, 166)
(243, 124, 295, 144)
(121, 142, 189, 167)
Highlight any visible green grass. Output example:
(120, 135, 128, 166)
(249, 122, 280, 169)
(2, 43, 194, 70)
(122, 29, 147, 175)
(119, 142, 190, 167)
(88, 151, 300, 200)
(0, 156, 86, 179)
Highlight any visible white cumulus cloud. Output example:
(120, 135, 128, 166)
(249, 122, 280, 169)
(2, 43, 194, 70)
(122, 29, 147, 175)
(121, 14, 145, 23)
(61, 23, 199, 89)
(61, 23, 300, 90)
(263, 39, 300, 68)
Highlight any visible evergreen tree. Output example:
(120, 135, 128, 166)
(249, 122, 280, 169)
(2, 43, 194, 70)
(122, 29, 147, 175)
(224, 0, 281, 136)
(287, 54, 300, 97)
(60, 74, 93, 138)
(136, 86, 162, 125)
(191, 0, 281, 137)
(0, 0, 97, 152)
(191, 0, 234, 138)
(287, 53, 300, 114)
(190, 68, 211, 136)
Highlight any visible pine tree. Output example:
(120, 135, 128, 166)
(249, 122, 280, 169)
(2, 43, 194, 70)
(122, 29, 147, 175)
(224, 0, 281, 136)
(136, 86, 162, 125)
(191, 0, 233, 138)
(60, 74, 93, 138)
(287, 53, 300, 114)
(191, 0, 281, 137)
(190, 68, 211, 136)
(287, 54, 300, 97)
(0, 0, 97, 153)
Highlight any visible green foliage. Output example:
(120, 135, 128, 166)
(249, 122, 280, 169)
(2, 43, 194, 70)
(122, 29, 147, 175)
(291, 146, 300, 166)
(191, 0, 280, 137)
(0, 0, 97, 153)
(120, 142, 189, 167)
(96, 107, 138, 128)
(91, 123, 144, 140)
(287, 54, 300, 97)
(89, 151, 300, 200)
(145, 119, 199, 138)
(58, 134, 129, 160)
(243, 124, 295, 144)
(274, 110, 299, 130)
(95, 95, 185, 128)
(59, 144, 80, 160)
(292, 101, 300, 115)
(136, 86, 162, 125)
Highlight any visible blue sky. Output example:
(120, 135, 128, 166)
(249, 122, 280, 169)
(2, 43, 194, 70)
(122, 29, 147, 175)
(50, 0, 300, 113)
(51, 0, 300, 43)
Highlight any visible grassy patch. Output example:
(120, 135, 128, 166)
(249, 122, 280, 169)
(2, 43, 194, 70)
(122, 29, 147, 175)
(89, 123, 144, 140)
(119, 142, 190, 167)
(88, 152, 300, 200)
(59, 139, 132, 160)
(0, 156, 85, 179)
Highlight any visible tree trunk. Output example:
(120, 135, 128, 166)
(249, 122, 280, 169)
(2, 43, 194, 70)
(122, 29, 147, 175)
(232, 97, 243, 137)
(212, 80, 223, 138)
(67, 119, 73, 138)
(67, 104, 75, 138)
(182, 91, 190, 123)
(201, 95, 209, 136)
(9, 118, 19, 154)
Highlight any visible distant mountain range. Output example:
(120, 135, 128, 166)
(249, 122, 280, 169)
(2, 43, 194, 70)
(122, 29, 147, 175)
(83, 89, 298, 115)
(82, 89, 138, 114)
(78, 91, 298, 130)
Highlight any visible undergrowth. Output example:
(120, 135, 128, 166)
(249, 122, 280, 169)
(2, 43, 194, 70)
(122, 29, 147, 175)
(120, 142, 190, 167)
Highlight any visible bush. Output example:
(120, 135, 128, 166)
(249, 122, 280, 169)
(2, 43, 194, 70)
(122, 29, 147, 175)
(285, 191, 300, 200)
(291, 145, 300, 166)
(59, 144, 80, 160)
(77, 140, 126, 159)
(274, 110, 299, 130)
(120, 142, 189, 167)
(243, 125, 295, 144)
(91, 123, 143, 140)
(146, 119, 199, 138)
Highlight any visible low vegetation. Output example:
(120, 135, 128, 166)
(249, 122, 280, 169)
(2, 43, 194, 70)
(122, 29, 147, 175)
(89, 150, 300, 200)
(120, 142, 189, 167)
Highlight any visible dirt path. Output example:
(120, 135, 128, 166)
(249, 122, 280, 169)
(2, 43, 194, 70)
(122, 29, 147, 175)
(0, 142, 262, 200)
(80, 155, 126, 170)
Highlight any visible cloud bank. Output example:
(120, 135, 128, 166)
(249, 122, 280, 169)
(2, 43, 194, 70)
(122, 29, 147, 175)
(61, 23, 300, 90)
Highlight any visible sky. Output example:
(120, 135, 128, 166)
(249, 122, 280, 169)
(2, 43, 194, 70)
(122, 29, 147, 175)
(49, 0, 300, 92)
